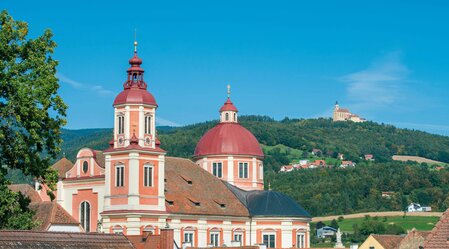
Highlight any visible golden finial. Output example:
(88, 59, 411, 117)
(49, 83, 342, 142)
(227, 84, 231, 98)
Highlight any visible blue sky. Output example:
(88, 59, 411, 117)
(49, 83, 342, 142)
(3, 1, 449, 135)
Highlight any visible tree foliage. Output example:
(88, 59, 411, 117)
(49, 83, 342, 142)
(0, 10, 66, 229)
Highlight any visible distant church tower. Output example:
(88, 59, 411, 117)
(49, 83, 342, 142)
(194, 85, 265, 190)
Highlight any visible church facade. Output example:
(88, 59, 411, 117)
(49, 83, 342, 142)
(50, 44, 311, 248)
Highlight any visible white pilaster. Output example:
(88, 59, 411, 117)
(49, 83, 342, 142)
(125, 106, 130, 146)
(139, 106, 144, 146)
(158, 155, 166, 211)
(252, 157, 257, 188)
(227, 156, 234, 184)
(223, 221, 232, 246)
(90, 157, 94, 176)
(104, 155, 111, 206)
(128, 152, 140, 206)
(198, 220, 207, 247)
(281, 221, 293, 248)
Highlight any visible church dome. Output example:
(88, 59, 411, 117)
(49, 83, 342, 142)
(194, 123, 264, 158)
(113, 87, 157, 106)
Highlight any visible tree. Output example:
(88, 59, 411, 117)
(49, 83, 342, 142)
(330, 219, 339, 230)
(0, 10, 66, 229)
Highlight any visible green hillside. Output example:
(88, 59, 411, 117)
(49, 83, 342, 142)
(54, 116, 449, 217)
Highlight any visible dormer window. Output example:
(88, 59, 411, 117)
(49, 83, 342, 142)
(144, 115, 152, 134)
(117, 115, 124, 134)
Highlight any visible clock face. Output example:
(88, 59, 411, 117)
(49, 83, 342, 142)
(145, 137, 151, 145)
(118, 137, 124, 145)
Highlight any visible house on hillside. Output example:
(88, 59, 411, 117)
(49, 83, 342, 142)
(310, 160, 326, 168)
(407, 203, 432, 212)
(312, 149, 322, 156)
(316, 226, 337, 238)
(364, 154, 374, 161)
(340, 161, 355, 168)
(280, 165, 294, 172)
(299, 160, 309, 165)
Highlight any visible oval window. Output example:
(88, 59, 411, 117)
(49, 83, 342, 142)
(82, 161, 88, 173)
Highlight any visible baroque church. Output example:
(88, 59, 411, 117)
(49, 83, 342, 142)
(48, 43, 311, 248)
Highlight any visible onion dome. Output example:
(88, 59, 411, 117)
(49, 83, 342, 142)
(113, 41, 157, 106)
(194, 123, 263, 158)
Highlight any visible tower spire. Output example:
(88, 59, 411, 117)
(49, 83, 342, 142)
(227, 84, 231, 98)
(134, 29, 138, 53)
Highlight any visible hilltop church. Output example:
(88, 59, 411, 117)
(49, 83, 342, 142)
(45, 43, 311, 248)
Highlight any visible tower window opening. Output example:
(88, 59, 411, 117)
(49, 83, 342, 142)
(145, 115, 152, 134)
(225, 113, 229, 121)
(117, 116, 124, 134)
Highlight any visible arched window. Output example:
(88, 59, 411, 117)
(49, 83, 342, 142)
(143, 225, 155, 235)
(117, 115, 124, 134)
(183, 227, 195, 246)
(225, 113, 229, 121)
(234, 113, 236, 121)
(82, 161, 88, 173)
(210, 228, 220, 247)
(80, 201, 90, 232)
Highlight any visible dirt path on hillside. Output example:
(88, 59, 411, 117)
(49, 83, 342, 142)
(312, 211, 443, 222)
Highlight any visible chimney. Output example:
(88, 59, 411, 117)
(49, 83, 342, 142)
(160, 228, 174, 249)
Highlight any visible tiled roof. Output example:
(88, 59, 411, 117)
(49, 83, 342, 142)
(94, 150, 106, 168)
(424, 208, 449, 249)
(164, 157, 249, 216)
(0, 230, 135, 249)
(126, 234, 160, 249)
(371, 234, 404, 249)
(51, 157, 74, 178)
(30, 201, 80, 231)
(7, 184, 42, 202)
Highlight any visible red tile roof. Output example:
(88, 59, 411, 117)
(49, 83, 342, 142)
(424, 208, 449, 249)
(0, 230, 135, 248)
(164, 157, 249, 216)
(30, 201, 80, 231)
(7, 184, 42, 203)
(371, 234, 404, 249)
(51, 157, 74, 178)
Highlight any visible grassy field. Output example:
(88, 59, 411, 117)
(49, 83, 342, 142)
(316, 216, 440, 233)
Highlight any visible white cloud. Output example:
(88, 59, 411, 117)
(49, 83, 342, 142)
(156, 116, 181, 127)
(58, 73, 113, 96)
(340, 51, 410, 111)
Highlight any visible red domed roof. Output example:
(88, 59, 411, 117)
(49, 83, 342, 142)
(219, 98, 238, 112)
(113, 86, 157, 106)
(194, 123, 264, 158)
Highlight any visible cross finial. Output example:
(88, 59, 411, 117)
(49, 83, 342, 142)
(134, 29, 138, 53)
(227, 84, 231, 98)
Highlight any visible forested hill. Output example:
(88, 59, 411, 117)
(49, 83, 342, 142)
(60, 116, 449, 170)
(54, 117, 449, 216)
